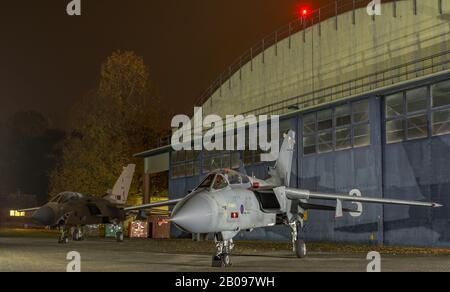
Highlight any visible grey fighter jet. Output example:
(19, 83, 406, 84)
(21, 164, 136, 243)
(125, 130, 442, 267)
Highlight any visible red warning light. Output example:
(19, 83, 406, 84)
(296, 5, 311, 18)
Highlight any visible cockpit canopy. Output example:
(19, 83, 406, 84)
(196, 169, 250, 191)
(50, 192, 84, 204)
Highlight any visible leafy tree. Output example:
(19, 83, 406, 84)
(50, 51, 164, 204)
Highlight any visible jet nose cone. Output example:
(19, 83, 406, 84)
(171, 194, 216, 234)
(32, 206, 55, 226)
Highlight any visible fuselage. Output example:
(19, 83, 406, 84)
(32, 192, 125, 227)
(170, 170, 279, 235)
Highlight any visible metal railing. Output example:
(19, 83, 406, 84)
(241, 49, 450, 116)
(194, 0, 372, 107)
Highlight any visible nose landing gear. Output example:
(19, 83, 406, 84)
(212, 234, 234, 268)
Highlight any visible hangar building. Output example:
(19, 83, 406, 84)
(136, 0, 450, 247)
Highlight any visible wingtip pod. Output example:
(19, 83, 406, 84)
(432, 203, 443, 208)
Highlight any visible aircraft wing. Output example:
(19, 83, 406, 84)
(17, 207, 40, 213)
(285, 188, 442, 208)
(123, 199, 182, 212)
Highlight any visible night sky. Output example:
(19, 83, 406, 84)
(0, 0, 332, 130)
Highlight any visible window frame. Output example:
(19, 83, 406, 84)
(171, 150, 201, 179)
(431, 80, 450, 137)
(385, 86, 431, 144)
(302, 99, 371, 156)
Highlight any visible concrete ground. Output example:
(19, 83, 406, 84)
(0, 230, 449, 272)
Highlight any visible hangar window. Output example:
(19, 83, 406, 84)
(202, 150, 240, 173)
(303, 113, 316, 134)
(302, 100, 371, 156)
(317, 109, 333, 153)
(318, 109, 332, 131)
(335, 105, 351, 127)
(171, 150, 200, 179)
(353, 101, 370, 123)
(303, 135, 316, 155)
(386, 119, 405, 143)
(431, 80, 450, 136)
(244, 118, 294, 166)
(407, 114, 428, 140)
(407, 87, 427, 113)
(354, 124, 371, 147)
(318, 131, 333, 153)
(385, 87, 429, 144)
(336, 127, 351, 150)
(202, 151, 222, 174)
(171, 164, 185, 179)
(185, 162, 194, 177)
(386, 93, 404, 118)
(432, 80, 450, 108)
(202, 156, 212, 174)
(432, 108, 450, 136)
(303, 113, 316, 155)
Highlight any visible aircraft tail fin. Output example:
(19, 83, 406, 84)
(266, 130, 295, 187)
(105, 164, 136, 205)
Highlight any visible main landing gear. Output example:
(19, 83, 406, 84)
(113, 222, 124, 242)
(212, 233, 234, 268)
(58, 225, 69, 244)
(72, 226, 85, 241)
(289, 221, 306, 258)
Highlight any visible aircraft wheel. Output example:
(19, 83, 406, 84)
(212, 255, 224, 267)
(211, 254, 231, 267)
(72, 229, 82, 241)
(58, 236, 69, 244)
(222, 253, 231, 266)
(115, 231, 124, 242)
(295, 239, 307, 258)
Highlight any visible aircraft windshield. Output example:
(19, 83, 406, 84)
(196, 170, 248, 191)
(213, 174, 228, 190)
(50, 192, 83, 203)
(224, 171, 250, 185)
(197, 174, 215, 189)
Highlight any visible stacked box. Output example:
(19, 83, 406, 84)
(148, 216, 171, 239)
(129, 221, 149, 238)
(104, 224, 123, 238)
